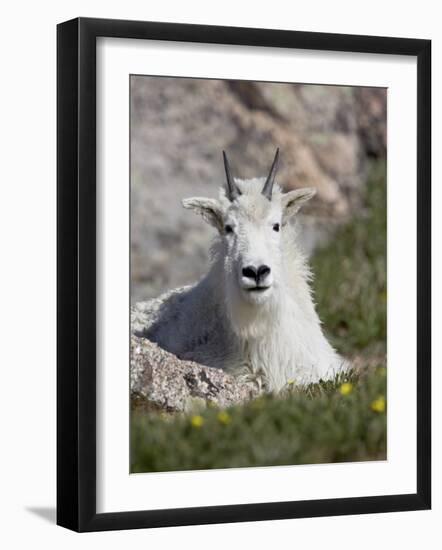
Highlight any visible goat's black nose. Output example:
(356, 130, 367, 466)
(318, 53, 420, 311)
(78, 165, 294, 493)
(242, 266, 257, 281)
(242, 265, 271, 282)
(257, 265, 271, 280)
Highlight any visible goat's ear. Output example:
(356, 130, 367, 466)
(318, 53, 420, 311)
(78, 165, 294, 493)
(182, 197, 224, 232)
(281, 187, 316, 222)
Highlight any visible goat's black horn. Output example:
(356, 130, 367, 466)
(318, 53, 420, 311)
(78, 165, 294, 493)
(262, 148, 280, 200)
(223, 150, 241, 201)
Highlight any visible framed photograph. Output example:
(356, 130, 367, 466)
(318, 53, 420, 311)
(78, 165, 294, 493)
(57, 17, 431, 532)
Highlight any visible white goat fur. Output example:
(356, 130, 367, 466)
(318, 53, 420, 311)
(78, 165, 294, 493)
(135, 177, 347, 391)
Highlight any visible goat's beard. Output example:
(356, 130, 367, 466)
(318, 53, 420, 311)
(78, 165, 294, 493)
(223, 274, 280, 340)
(210, 240, 280, 340)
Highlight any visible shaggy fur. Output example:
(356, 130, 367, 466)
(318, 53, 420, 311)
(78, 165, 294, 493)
(136, 178, 347, 392)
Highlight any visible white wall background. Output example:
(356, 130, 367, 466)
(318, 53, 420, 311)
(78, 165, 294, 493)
(0, 0, 439, 547)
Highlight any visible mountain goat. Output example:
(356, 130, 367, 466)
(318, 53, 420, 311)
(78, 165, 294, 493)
(133, 149, 347, 391)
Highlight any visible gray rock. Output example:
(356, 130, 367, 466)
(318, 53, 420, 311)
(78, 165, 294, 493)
(130, 76, 385, 303)
(130, 335, 259, 413)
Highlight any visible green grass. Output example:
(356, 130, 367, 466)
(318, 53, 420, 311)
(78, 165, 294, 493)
(312, 160, 387, 357)
(131, 368, 386, 472)
(131, 161, 387, 472)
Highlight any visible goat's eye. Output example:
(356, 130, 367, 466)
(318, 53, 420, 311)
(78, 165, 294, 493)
(273, 223, 280, 232)
(225, 224, 234, 234)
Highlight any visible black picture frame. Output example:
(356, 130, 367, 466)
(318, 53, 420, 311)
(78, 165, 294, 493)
(57, 17, 431, 532)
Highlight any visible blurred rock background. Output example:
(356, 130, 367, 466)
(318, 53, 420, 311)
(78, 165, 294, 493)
(130, 76, 386, 302)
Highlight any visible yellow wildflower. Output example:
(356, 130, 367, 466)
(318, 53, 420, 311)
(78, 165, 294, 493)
(339, 382, 353, 396)
(217, 411, 231, 425)
(371, 396, 386, 413)
(190, 415, 204, 428)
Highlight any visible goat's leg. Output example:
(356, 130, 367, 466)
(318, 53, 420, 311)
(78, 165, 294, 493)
(233, 363, 269, 393)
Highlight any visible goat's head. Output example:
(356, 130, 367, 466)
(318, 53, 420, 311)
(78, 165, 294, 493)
(183, 150, 315, 307)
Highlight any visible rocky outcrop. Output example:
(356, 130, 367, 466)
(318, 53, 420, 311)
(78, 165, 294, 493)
(131, 335, 259, 413)
(130, 76, 386, 302)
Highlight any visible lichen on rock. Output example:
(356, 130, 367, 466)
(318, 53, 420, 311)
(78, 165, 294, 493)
(130, 335, 259, 413)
